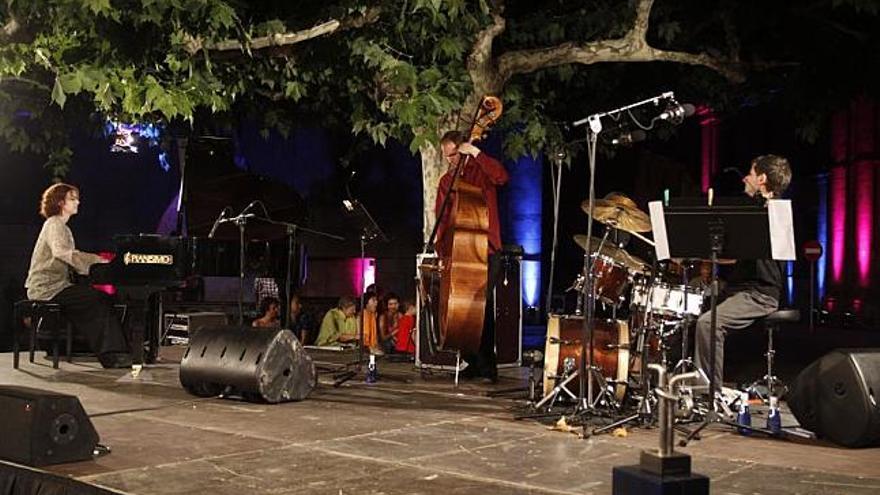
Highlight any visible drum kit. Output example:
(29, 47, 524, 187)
(537, 192, 712, 424)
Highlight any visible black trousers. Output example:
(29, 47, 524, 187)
(464, 253, 503, 379)
(51, 285, 129, 358)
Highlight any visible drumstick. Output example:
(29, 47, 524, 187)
(708, 187, 714, 207)
(630, 230, 655, 246)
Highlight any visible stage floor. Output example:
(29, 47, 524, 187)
(1, 347, 879, 495)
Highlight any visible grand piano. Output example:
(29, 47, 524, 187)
(90, 137, 307, 363)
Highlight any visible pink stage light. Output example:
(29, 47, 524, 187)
(349, 257, 376, 295)
(93, 251, 116, 295)
(830, 166, 847, 283)
(698, 105, 718, 193)
(855, 161, 874, 287)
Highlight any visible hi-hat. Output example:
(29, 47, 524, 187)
(581, 193, 651, 233)
(573, 235, 648, 272)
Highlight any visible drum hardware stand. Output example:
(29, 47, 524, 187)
(670, 261, 699, 375)
(591, 317, 658, 435)
(487, 349, 542, 400)
(670, 314, 698, 375)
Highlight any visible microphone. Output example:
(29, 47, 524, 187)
(658, 103, 696, 124)
(241, 200, 260, 214)
(610, 130, 647, 146)
(208, 208, 230, 239)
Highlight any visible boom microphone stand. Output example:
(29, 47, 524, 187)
(216, 210, 257, 325)
(333, 198, 389, 387)
(569, 92, 675, 423)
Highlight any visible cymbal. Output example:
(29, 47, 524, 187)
(573, 235, 648, 272)
(580, 194, 651, 233)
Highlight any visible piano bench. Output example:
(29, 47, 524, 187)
(12, 300, 74, 370)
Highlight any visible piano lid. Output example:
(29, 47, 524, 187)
(184, 137, 307, 241)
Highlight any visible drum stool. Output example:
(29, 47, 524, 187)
(746, 309, 800, 402)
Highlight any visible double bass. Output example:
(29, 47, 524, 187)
(420, 96, 503, 355)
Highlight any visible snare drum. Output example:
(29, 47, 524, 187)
(631, 280, 704, 319)
(544, 315, 631, 401)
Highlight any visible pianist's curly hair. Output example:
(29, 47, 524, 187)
(39, 183, 79, 219)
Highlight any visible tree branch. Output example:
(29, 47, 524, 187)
(495, 0, 744, 86)
(2, 16, 20, 39)
(0, 76, 51, 93)
(209, 19, 341, 53)
(467, 5, 506, 75)
(628, 0, 655, 46)
(184, 8, 382, 56)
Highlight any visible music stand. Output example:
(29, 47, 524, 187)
(333, 199, 389, 386)
(648, 197, 795, 442)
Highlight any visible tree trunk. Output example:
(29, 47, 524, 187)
(419, 142, 445, 244)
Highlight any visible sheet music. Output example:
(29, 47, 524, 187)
(768, 200, 796, 260)
(648, 201, 670, 260)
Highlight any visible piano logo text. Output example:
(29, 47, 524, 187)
(123, 252, 174, 265)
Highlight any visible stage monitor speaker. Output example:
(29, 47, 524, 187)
(788, 348, 880, 447)
(0, 386, 99, 466)
(179, 326, 315, 403)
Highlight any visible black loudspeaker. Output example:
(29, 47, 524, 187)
(0, 386, 99, 466)
(494, 251, 522, 366)
(179, 326, 315, 403)
(788, 348, 880, 447)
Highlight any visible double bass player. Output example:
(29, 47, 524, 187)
(434, 130, 509, 382)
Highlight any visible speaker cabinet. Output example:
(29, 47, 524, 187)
(179, 327, 315, 403)
(0, 386, 99, 466)
(788, 348, 880, 447)
(494, 252, 523, 367)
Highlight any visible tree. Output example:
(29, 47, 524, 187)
(2, 0, 878, 237)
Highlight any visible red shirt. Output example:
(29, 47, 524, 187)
(434, 151, 508, 257)
(395, 314, 416, 353)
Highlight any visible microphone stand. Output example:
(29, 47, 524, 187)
(569, 92, 677, 429)
(545, 151, 565, 315)
(253, 217, 345, 329)
(332, 198, 389, 387)
(216, 212, 257, 325)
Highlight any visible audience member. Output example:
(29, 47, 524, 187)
(315, 296, 358, 346)
(288, 293, 315, 344)
(395, 301, 417, 354)
(252, 296, 281, 328)
(378, 292, 401, 353)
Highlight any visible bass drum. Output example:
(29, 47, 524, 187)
(544, 315, 631, 401)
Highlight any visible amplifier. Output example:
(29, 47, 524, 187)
(162, 312, 227, 344)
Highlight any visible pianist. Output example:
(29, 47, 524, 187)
(24, 183, 132, 368)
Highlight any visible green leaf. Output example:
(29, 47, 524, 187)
(284, 81, 304, 102)
(84, 0, 113, 16)
(94, 82, 115, 109)
(59, 72, 83, 95)
(51, 77, 67, 108)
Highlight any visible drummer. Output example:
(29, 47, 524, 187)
(693, 154, 792, 390)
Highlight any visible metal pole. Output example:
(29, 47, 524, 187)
(809, 263, 815, 331)
(238, 219, 245, 326)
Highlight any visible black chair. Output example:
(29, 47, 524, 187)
(746, 308, 800, 401)
(12, 300, 73, 369)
